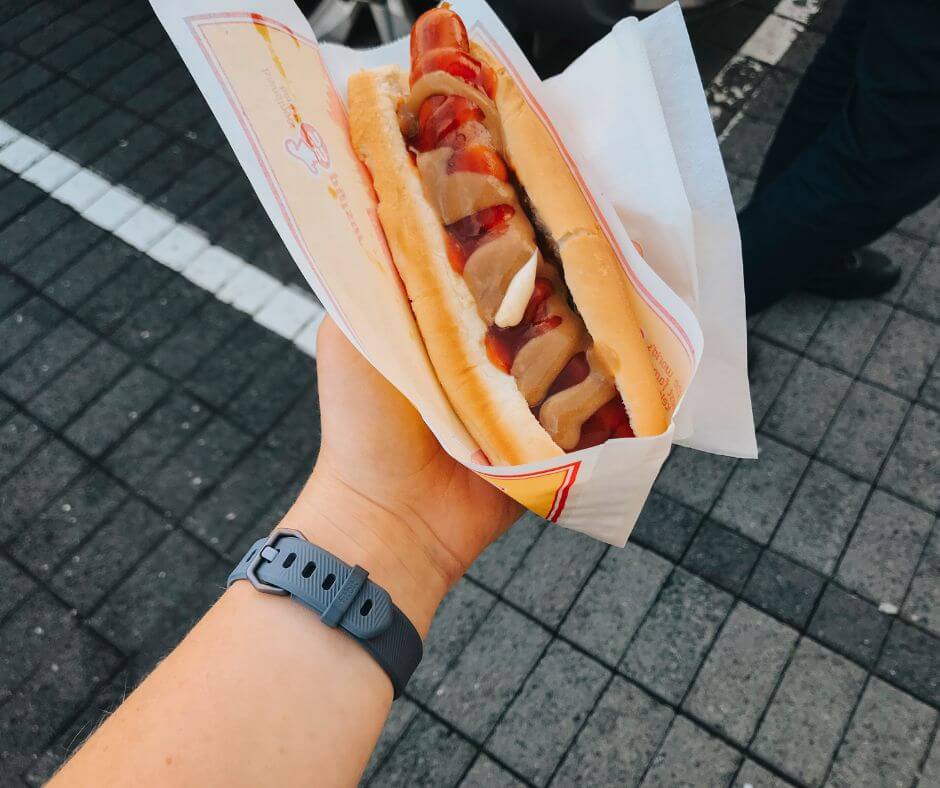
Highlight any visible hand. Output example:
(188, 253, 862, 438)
(282, 317, 521, 634)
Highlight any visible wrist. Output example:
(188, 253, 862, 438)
(276, 466, 455, 636)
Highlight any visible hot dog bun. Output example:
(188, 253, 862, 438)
(349, 43, 668, 464)
(471, 43, 668, 439)
(350, 67, 563, 465)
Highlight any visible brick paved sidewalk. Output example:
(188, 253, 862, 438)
(0, 0, 938, 786)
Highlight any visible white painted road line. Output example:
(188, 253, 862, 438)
(0, 119, 325, 358)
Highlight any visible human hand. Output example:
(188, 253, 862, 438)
(281, 317, 521, 634)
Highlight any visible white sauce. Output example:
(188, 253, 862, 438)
(493, 248, 538, 328)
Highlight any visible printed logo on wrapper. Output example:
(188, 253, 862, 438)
(153, 0, 742, 545)
(285, 122, 331, 175)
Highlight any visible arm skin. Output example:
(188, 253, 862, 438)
(51, 317, 521, 788)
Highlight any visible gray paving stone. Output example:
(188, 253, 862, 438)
(468, 511, 542, 591)
(361, 697, 418, 783)
(0, 590, 81, 704)
(871, 232, 930, 305)
(0, 270, 28, 317)
(807, 299, 893, 375)
(904, 524, 939, 637)
(921, 731, 940, 788)
(43, 237, 137, 310)
(185, 321, 285, 409)
(898, 198, 940, 243)
(23, 670, 131, 786)
(0, 620, 119, 779)
(818, 380, 909, 481)
(828, 678, 937, 788)
(713, 435, 808, 543)
(65, 365, 170, 457)
(9, 467, 127, 577)
(683, 603, 798, 745)
(430, 602, 550, 741)
(0, 411, 45, 479)
(877, 621, 940, 708)
(622, 569, 733, 704)
(460, 754, 525, 788)
(755, 294, 831, 352)
(653, 445, 737, 512)
(751, 639, 865, 786)
(777, 23, 825, 73)
(641, 716, 741, 788)
(76, 257, 172, 336)
(921, 360, 940, 411)
(629, 492, 702, 561)
(110, 275, 209, 356)
(11, 218, 105, 288)
(808, 584, 890, 669)
(683, 520, 761, 594)
(863, 311, 939, 400)
(0, 554, 34, 620)
(0, 198, 76, 263)
(742, 550, 824, 628)
(89, 530, 219, 653)
(147, 298, 246, 381)
(369, 711, 475, 788)
(487, 639, 609, 786)
(743, 68, 799, 126)
(226, 347, 315, 436)
(409, 579, 496, 703)
(261, 386, 321, 467)
(503, 524, 605, 628)
(0, 439, 85, 541)
(720, 116, 776, 179)
(837, 490, 933, 607)
(881, 405, 939, 513)
(139, 417, 252, 518)
(0, 297, 65, 366)
(771, 461, 869, 574)
(28, 340, 130, 429)
(51, 498, 171, 613)
(0, 318, 95, 402)
(104, 392, 210, 490)
(560, 543, 671, 664)
(748, 339, 800, 426)
(554, 677, 673, 787)
(728, 173, 756, 212)
(764, 358, 852, 453)
(901, 246, 939, 321)
(733, 759, 795, 787)
(182, 444, 301, 551)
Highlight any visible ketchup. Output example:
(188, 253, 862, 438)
(446, 204, 515, 262)
(409, 8, 635, 448)
(484, 278, 555, 372)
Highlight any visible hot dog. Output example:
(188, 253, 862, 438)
(349, 7, 668, 465)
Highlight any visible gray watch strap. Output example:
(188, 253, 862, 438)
(227, 529, 422, 698)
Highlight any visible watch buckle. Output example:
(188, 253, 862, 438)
(245, 528, 305, 595)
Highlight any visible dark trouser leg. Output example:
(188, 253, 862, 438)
(738, 0, 940, 315)
(753, 0, 869, 193)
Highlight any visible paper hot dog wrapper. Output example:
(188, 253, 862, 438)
(150, 0, 756, 546)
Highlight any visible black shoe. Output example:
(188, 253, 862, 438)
(802, 248, 901, 300)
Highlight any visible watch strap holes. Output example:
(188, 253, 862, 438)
(282, 553, 296, 569)
(360, 599, 373, 616)
(322, 573, 336, 590)
(301, 561, 316, 578)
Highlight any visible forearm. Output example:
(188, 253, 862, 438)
(51, 470, 450, 788)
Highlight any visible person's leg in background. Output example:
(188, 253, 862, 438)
(738, 0, 940, 315)
(751, 0, 869, 195)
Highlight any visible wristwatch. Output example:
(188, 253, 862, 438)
(228, 529, 423, 698)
